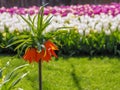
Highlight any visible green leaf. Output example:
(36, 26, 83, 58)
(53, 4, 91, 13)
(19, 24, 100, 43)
(6, 39, 27, 48)
(20, 15, 35, 36)
(8, 72, 28, 90)
(4, 64, 29, 81)
(14, 39, 32, 51)
(42, 16, 53, 31)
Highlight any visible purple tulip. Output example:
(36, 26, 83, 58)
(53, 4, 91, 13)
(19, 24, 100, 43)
(1, 3, 120, 16)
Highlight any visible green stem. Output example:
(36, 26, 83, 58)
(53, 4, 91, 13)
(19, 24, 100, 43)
(38, 60, 42, 90)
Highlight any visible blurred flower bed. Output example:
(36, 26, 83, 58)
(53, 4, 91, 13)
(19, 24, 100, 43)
(0, 3, 120, 56)
(0, 3, 120, 16)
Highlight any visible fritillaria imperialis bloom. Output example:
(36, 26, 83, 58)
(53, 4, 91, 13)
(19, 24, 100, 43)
(8, 6, 59, 64)
(7, 6, 59, 90)
(23, 40, 58, 63)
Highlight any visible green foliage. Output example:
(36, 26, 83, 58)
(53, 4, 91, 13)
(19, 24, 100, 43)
(48, 28, 81, 56)
(52, 29, 120, 56)
(0, 28, 120, 56)
(0, 60, 28, 90)
(6, 5, 53, 55)
(0, 27, 30, 54)
(0, 14, 120, 56)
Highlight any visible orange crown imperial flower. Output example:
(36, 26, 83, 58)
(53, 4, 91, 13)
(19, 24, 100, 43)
(23, 40, 58, 63)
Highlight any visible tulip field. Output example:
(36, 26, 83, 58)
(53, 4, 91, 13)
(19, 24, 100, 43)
(0, 2, 120, 90)
(0, 3, 120, 55)
(0, 3, 120, 33)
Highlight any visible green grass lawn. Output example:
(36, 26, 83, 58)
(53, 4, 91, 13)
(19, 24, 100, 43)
(0, 55, 120, 90)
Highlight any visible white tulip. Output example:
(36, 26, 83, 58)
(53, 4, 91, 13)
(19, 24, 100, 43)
(118, 26, 120, 31)
(9, 26, 15, 33)
(105, 30, 111, 35)
(85, 29, 90, 36)
(5, 22, 11, 27)
(0, 12, 119, 36)
(78, 29, 83, 35)
(0, 26, 4, 32)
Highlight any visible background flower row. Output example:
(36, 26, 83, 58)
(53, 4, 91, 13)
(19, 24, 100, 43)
(0, 4, 120, 56)
(0, 13, 120, 35)
(0, 3, 120, 16)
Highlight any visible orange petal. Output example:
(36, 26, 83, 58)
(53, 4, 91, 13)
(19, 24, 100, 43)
(35, 50, 44, 62)
(35, 53, 41, 62)
(32, 48, 37, 60)
(44, 40, 58, 50)
(23, 48, 31, 61)
(49, 48, 58, 58)
(24, 48, 31, 57)
(23, 48, 38, 63)
(41, 49, 51, 62)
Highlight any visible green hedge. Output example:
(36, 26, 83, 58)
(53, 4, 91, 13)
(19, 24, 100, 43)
(51, 29, 120, 56)
(0, 28, 120, 56)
